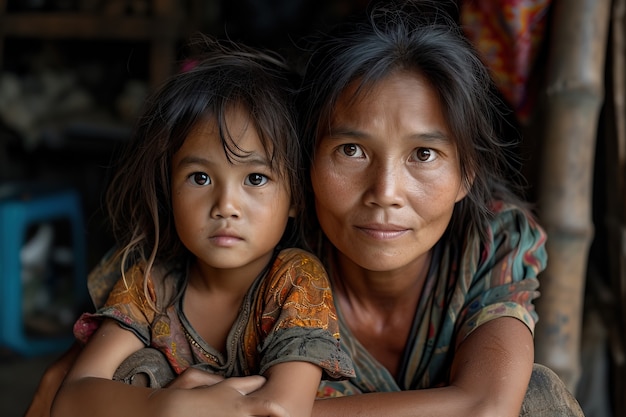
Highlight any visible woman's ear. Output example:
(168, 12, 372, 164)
(455, 172, 474, 203)
(454, 184, 468, 203)
(288, 204, 297, 218)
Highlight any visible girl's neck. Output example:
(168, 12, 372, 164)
(188, 251, 275, 298)
(183, 251, 276, 353)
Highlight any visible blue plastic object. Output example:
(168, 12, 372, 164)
(0, 184, 87, 356)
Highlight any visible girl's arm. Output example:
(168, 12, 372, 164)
(51, 319, 291, 417)
(252, 361, 323, 417)
(312, 317, 533, 417)
(50, 318, 150, 417)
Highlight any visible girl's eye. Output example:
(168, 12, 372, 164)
(190, 172, 210, 186)
(245, 173, 268, 186)
(340, 143, 364, 158)
(414, 148, 436, 162)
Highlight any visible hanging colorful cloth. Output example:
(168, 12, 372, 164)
(461, 0, 551, 124)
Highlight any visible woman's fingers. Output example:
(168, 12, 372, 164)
(220, 375, 267, 395)
(166, 367, 225, 389)
(167, 369, 268, 395)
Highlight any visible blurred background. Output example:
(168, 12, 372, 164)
(0, 1, 623, 416)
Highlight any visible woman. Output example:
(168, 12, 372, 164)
(28, 1, 584, 416)
(298, 1, 582, 415)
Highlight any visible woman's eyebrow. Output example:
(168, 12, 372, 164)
(410, 131, 451, 143)
(327, 127, 451, 142)
(326, 126, 369, 139)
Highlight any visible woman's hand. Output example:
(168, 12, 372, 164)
(166, 367, 290, 417)
(166, 366, 225, 389)
(188, 377, 291, 417)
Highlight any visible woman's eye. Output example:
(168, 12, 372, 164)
(340, 144, 364, 157)
(414, 148, 436, 162)
(190, 172, 210, 186)
(245, 173, 268, 186)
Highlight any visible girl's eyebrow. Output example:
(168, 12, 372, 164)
(176, 155, 208, 167)
(236, 154, 272, 167)
(176, 153, 271, 168)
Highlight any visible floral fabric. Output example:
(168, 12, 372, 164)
(461, 0, 552, 122)
(74, 248, 355, 380)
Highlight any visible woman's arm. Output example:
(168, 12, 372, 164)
(312, 317, 533, 417)
(51, 319, 291, 417)
(24, 342, 83, 417)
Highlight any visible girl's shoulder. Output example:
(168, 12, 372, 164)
(274, 247, 327, 273)
(89, 252, 183, 310)
(265, 247, 331, 289)
(275, 247, 324, 263)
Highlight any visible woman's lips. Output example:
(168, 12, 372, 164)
(355, 224, 409, 239)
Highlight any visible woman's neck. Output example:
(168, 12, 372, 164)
(329, 248, 432, 377)
(330, 248, 431, 309)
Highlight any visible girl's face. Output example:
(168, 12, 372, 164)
(171, 105, 295, 274)
(311, 71, 468, 273)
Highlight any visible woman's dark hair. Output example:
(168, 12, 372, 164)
(105, 34, 303, 283)
(298, 0, 527, 244)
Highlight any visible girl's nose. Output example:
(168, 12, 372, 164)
(210, 186, 241, 219)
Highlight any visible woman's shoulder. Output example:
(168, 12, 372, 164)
(453, 200, 547, 278)
(87, 248, 125, 309)
(438, 201, 547, 273)
(484, 201, 547, 246)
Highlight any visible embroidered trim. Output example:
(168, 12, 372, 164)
(182, 326, 219, 362)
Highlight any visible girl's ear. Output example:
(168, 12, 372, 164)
(288, 204, 297, 218)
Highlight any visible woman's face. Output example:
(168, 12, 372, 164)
(311, 71, 468, 273)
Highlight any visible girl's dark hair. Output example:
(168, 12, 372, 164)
(298, 0, 527, 244)
(106, 34, 303, 281)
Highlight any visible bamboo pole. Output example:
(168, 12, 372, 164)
(605, 0, 626, 413)
(533, 0, 612, 393)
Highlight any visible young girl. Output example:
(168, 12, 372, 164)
(50, 36, 354, 417)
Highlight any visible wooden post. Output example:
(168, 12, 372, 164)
(533, 0, 612, 393)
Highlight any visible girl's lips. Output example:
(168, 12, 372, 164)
(209, 231, 243, 246)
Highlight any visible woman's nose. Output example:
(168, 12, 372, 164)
(364, 160, 406, 208)
(210, 185, 241, 218)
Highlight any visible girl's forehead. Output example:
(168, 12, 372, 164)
(181, 106, 284, 166)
